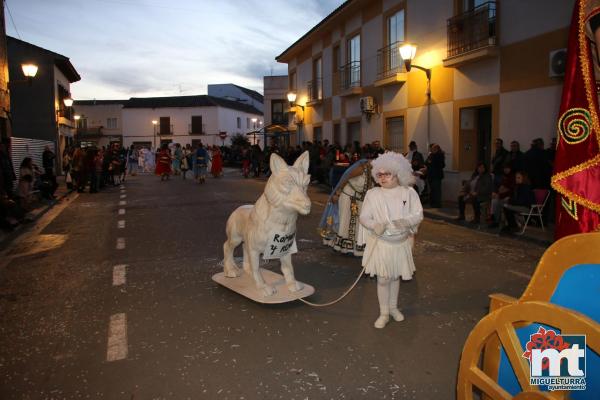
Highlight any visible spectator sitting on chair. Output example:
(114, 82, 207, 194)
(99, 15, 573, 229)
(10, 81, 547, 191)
(502, 171, 535, 233)
(457, 162, 493, 223)
(488, 163, 515, 228)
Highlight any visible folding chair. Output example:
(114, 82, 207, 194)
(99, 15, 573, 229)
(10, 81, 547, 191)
(518, 189, 549, 235)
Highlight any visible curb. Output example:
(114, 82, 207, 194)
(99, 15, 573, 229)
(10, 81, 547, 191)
(423, 209, 553, 247)
(0, 189, 74, 248)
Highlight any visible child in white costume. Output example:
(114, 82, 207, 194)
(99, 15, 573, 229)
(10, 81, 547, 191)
(359, 152, 423, 329)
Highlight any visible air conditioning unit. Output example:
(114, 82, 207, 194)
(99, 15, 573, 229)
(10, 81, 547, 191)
(549, 48, 567, 78)
(360, 96, 375, 113)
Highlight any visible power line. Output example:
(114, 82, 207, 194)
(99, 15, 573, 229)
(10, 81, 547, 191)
(5, 0, 21, 40)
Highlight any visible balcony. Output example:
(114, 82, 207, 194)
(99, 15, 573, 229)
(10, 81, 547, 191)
(334, 61, 362, 96)
(77, 127, 104, 138)
(188, 123, 207, 135)
(375, 41, 408, 87)
(443, 1, 498, 68)
(307, 78, 323, 106)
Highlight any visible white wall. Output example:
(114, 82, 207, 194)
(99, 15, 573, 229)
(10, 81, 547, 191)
(122, 106, 262, 149)
(499, 85, 562, 148)
(453, 58, 500, 100)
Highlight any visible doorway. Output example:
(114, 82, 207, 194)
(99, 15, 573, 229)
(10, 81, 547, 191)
(458, 105, 492, 171)
(385, 116, 404, 152)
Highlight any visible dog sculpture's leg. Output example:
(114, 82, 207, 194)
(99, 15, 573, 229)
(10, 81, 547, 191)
(249, 249, 276, 296)
(280, 253, 304, 292)
(242, 242, 251, 274)
(223, 217, 242, 278)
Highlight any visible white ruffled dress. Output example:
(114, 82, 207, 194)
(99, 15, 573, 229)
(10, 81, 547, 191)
(358, 186, 423, 279)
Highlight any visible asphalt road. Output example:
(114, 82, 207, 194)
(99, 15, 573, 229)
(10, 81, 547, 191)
(0, 170, 546, 399)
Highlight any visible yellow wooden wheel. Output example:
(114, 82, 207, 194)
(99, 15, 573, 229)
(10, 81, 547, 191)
(457, 301, 600, 400)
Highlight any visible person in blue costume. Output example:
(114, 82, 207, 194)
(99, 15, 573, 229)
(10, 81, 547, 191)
(318, 159, 374, 256)
(194, 143, 211, 184)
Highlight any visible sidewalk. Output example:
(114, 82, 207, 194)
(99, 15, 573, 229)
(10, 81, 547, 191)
(0, 185, 74, 247)
(423, 201, 554, 246)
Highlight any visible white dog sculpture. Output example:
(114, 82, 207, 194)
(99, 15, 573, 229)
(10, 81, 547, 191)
(223, 151, 311, 296)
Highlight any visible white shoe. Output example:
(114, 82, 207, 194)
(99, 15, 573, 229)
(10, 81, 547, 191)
(390, 309, 405, 322)
(374, 315, 390, 329)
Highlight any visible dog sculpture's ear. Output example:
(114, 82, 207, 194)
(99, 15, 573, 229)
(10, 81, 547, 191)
(293, 150, 310, 174)
(270, 152, 288, 174)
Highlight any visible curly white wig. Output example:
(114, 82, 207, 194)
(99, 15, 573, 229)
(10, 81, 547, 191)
(371, 151, 416, 187)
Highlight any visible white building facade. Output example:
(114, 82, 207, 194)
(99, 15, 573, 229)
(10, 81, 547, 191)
(120, 95, 263, 149)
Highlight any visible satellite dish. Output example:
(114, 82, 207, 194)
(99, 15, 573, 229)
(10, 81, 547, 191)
(549, 48, 567, 78)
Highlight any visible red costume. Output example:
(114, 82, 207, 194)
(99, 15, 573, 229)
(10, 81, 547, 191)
(155, 149, 172, 176)
(211, 147, 223, 177)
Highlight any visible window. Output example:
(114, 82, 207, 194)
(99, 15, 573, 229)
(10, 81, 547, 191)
(348, 34, 360, 64)
(388, 10, 405, 71)
(247, 117, 251, 129)
(159, 117, 171, 135)
(106, 117, 118, 129)
(271, 100, 286, 125)
(312, 57, 323, 100)
(385, 116, 404, 152)
(347, 34, 361, 87)
(77, 118, 88, 130)
(191, 115, 203, 134)
(237, 117, 241, 129)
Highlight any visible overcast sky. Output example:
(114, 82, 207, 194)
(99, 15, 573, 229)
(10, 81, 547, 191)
(5, 0, 343, 100)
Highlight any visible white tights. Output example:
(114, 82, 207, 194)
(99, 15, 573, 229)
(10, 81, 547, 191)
(376, 276, 400, 315)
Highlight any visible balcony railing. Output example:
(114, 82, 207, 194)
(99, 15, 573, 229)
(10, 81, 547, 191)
(77, 127, 104, 137)
(376, 41, 407, 81)
(272, 113, 287, 125)
(447, 1, 497, 58)
(188, 123, 207, 135)
(158, 124, 173, 135)
(335, 61, 361, 92)
(307, 78, 323, 103)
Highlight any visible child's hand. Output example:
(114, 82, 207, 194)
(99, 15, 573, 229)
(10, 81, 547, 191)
(373, 222, 386, 236)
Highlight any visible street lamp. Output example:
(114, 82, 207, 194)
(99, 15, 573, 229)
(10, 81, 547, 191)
(152, 120, 158, 150)
(63, 97, 73, 107)
(399, 43, 432, 148)
(21, 63, 38, 81)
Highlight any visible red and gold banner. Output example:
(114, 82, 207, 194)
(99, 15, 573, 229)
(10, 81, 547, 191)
(552, 0, 600, 240)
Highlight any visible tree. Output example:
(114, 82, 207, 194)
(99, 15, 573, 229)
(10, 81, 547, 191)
(231, 133, 250, 147)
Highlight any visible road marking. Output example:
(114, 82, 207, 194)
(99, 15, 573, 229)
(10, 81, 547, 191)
(119, 200, 127, 206)
(508, 269, 531, 280)
(118, 209, 126, 215)
(120, 194, 126, 199)
(116, 237, 126, 250)
(118, 220, 125, 229)
(106, 313, 128, 361)
(113, 264, 127, 286)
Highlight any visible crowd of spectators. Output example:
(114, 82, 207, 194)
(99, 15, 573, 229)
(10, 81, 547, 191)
(457, 137, 556, 232)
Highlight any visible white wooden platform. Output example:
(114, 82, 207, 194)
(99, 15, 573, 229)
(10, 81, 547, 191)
(212, 268, 315, 304)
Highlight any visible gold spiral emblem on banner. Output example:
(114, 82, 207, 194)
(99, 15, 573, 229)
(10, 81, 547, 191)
(558, 108, 591, 144)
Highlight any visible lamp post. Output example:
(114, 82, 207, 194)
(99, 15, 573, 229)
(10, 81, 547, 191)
(399, 44, 432, 149)
(74, 114, 81, 145)
(251, 117, 258, 145)
(152, 120, 158, 150)
(287, 91, 304, 144)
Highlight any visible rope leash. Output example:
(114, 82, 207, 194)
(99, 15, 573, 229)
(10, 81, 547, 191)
(298, 267, 366, 307)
